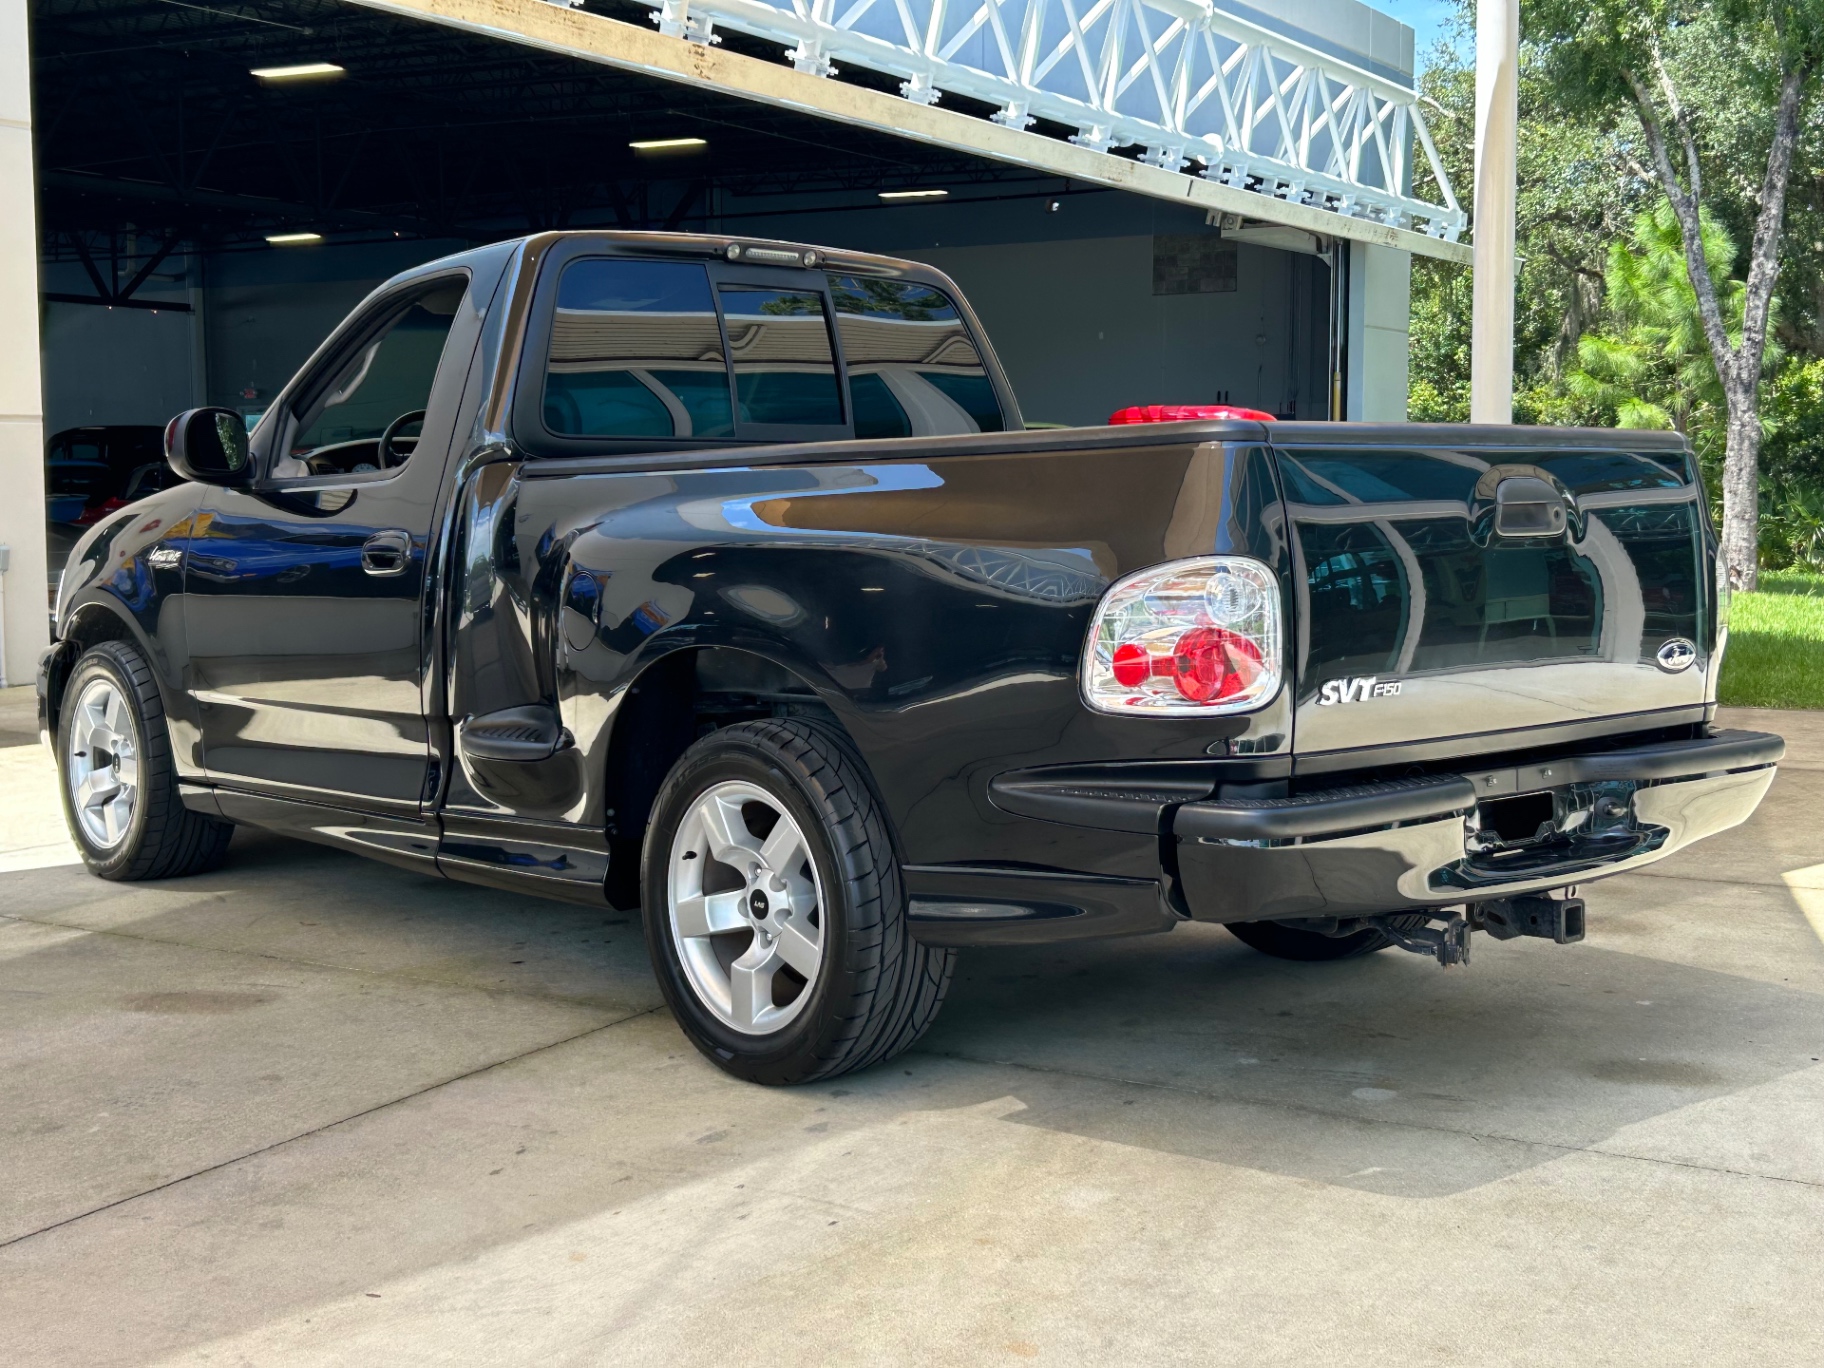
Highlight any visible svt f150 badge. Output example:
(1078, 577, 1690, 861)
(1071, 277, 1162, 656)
(1317, 676, 1402, 706)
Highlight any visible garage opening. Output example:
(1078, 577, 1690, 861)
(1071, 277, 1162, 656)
(20, 0, 1455, 622)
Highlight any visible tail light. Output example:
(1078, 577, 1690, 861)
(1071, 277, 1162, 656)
(1081, 556, 1282, 715)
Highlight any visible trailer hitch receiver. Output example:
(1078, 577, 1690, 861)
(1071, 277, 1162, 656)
(1476, 894, 1586, 944)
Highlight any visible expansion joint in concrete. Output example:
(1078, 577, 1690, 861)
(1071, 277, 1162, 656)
(0, 910, 638, 1012)
(0, 1007, 662, 1253)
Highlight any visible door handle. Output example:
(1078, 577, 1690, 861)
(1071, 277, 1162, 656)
(361, 529, 414, 577)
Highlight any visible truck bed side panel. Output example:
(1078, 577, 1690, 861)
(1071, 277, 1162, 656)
(508, 439, 1291, 874)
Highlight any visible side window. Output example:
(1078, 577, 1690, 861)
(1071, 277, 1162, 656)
(828, 276, 1006, 438)
(544, 259, 733, 439)
(717, 285, 844, 428)
(282, 279, 466, 477)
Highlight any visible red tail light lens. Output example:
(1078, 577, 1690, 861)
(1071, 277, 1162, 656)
(1108, 405, 1276, 425)
(1081, 557, 1282, 715)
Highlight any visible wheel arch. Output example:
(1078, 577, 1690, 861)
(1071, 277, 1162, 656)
(45, 594, 165, 745)
(597, 641, 873, 908)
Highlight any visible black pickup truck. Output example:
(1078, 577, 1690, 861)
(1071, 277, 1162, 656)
(38, 231, 1783, 1084)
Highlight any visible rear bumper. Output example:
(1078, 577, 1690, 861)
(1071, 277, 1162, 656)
(963, 730, 1783, 938)
(1171, 730, 1781, 920)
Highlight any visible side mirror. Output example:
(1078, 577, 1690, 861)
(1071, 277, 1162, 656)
(164, 408, 253, 486)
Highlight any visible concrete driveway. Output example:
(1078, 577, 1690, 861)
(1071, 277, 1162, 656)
(3, 684, 1821, 1366)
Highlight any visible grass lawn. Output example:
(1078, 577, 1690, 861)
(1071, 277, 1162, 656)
(1718, 570, 1824, 709)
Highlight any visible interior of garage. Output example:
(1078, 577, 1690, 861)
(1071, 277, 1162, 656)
(7, 0, 1449, 681)
(32, 0, 1337, 438)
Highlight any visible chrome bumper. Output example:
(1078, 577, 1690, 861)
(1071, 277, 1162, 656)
(1171, 731, 1782, 921)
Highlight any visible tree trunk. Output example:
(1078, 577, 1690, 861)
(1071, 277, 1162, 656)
(1625, 63, 1807, 595)
(1720, 370, 1762, 592)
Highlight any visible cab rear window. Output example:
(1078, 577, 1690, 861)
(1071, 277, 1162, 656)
(539, 259, 1005, 442)
(829, 276, 1006, 438)
(718, 285, 843, 427)
(544, 260, 735, 440)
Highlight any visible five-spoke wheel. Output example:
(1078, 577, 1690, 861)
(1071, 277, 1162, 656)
(64, 674, 140, 850)
(56, 640, 234, 881)
(668, 780, 826, 1035)
(644, 719, 954, 1085)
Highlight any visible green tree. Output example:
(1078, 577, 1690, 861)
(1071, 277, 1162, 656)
(1408, 9, 1648, 424)
(1528, 0, 1824, 589)
(1566, 201, 1761, 459)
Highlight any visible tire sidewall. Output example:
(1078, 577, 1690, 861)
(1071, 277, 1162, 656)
(642, 734, 867, 1084)
(57, 648, 155, 878)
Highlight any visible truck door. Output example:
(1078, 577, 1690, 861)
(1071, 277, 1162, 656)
(183, 272, 481, 810)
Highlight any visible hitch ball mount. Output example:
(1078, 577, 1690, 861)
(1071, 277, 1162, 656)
(1367, 892, 1585, 968)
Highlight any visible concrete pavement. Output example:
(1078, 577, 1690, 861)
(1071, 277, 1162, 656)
(3, 682, 1822, 1365)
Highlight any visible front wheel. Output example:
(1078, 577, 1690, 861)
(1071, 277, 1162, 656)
(642, 719, 953, 1085)
(57, 641, 234, 881)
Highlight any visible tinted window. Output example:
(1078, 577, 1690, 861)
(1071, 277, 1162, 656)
(718, 286, 842, 427)
(849, 372, 912, 439)
(123, 462, 178, 500)
(545, 260, 734, 440)
(287, 281, 465, 473)
(829, 276, 1005, 438)
(48, 461, 111, 501)
(108, 430, 164, 468)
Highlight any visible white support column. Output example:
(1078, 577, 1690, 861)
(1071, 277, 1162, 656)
(0, 0, 49, 687)
(1470, 0, 1518, 423)
(1345, 241, 1413, 421)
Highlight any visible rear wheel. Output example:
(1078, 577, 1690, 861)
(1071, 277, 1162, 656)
(642, 719, 953, 1085)
(1225, 917, 1419, 961)
(58, 641, 234, 881)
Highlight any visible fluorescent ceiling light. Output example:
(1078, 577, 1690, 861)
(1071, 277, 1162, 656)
(878, 188, 949, 200)
(266, 232, 323, 245)
(251, 62, 346, 81)
(629, 137, 707, 150)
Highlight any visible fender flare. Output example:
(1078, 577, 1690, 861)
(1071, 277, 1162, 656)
(587, 630, 880, 844)
(51, 590, 182, 733)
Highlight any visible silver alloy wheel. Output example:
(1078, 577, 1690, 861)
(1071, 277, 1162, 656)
(65, 676, 140, 850)
(667, 780, 826, 1035)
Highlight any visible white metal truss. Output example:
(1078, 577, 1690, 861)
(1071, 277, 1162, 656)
(641, 0, 1463, 239)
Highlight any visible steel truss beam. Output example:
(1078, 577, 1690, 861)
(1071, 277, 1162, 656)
(642, 0, 1462, 239)
(348, 0, 1470, 261)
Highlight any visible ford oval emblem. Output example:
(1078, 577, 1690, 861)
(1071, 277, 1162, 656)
(1656, 638, 1698, 673)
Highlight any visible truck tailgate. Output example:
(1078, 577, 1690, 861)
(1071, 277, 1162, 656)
(1272, 439, 1712, 760)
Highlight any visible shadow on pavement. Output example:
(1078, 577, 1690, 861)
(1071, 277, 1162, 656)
(920, 920, 1822, 1196)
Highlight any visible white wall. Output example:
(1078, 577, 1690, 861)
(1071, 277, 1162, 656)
(1346, 241, 1412, 421)
(0, 0, 47, 686)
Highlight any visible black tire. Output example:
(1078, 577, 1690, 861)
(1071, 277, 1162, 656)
(642, 718, 953, 1085)
(1225, 917, 1412, 961)
(56, 641, 234, 881)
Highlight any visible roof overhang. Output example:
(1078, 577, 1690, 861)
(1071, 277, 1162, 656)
(347, 0, 1472, 264)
